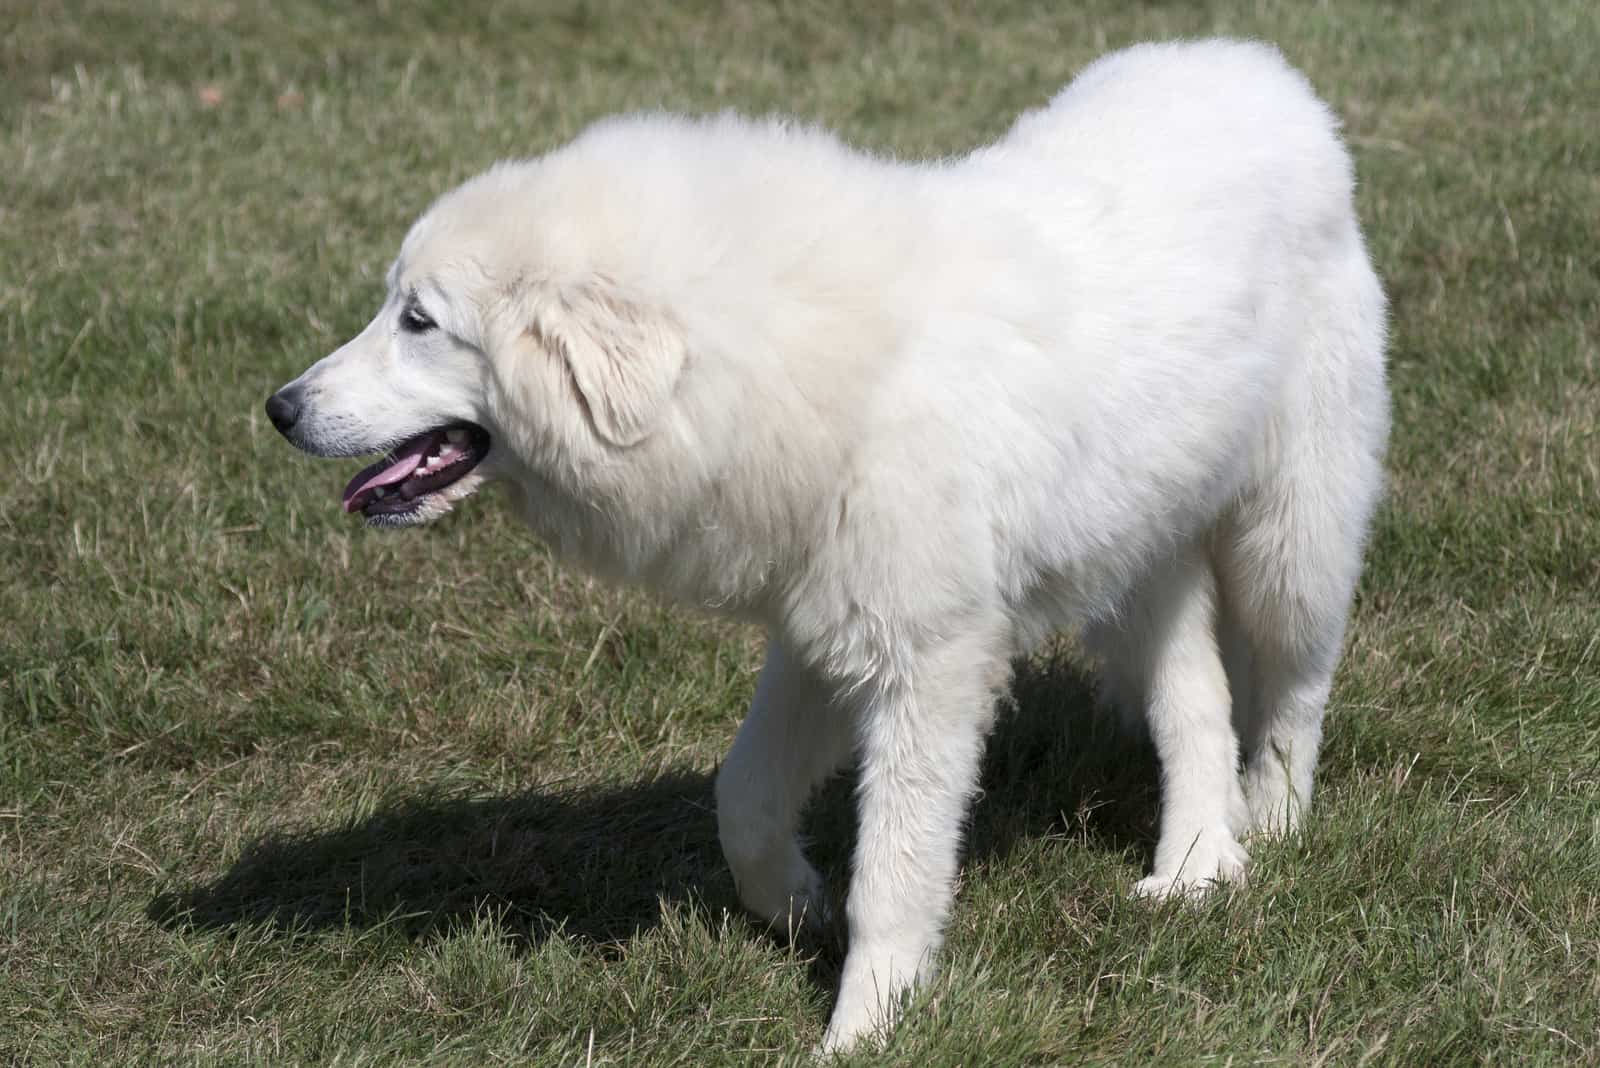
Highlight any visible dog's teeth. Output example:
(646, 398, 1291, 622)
(373, 487, 388, 499)
(445, 429, 466, 444)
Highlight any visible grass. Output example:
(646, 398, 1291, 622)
(2, 0, 1597, 1063)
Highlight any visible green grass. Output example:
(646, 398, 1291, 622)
(3, 1, 1597, 1064)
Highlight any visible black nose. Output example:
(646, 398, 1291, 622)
(265, 385, 303, 436)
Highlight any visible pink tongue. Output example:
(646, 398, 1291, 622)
(340, 432, 439, 512)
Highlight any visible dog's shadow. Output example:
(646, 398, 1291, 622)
(149, 647, 1159, 954)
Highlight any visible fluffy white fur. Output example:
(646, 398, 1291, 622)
(271, 39, 1389, 1052)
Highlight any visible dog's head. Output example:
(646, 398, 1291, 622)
(265, 158, 690, 532)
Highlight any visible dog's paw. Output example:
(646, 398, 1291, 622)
(816, 942, 923, 1057)
(1243, 766, 1308, 838)
(737, 858, 831, 936)
(1135, 827, 1249, 901)
(816, 1018, 886, 1060)
(815, 1017, 876, 1060)
(1132, 869, 1238, 901)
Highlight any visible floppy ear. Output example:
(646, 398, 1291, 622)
(534, 280, 687, 447)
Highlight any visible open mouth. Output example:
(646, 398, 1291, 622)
(341, 423, 491, 522)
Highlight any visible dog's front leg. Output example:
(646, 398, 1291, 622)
(717, 638, 854, 932)
(819, 625, 1003, 1054)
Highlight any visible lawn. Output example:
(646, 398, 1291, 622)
(2, 1, 1597, 1064)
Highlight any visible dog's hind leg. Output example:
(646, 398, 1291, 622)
(1216, 243, 1389, 837)
(1091, 545, 1250, 898)
(716, 638, 854, 933)
(1213, 450, 1383, 837)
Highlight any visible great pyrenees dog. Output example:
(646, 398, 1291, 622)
(267, 39, 1389, 1051)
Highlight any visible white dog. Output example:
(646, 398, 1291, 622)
(267, 38, 1389, 1052)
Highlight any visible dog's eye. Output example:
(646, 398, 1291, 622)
(400, 304, 436, 334)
